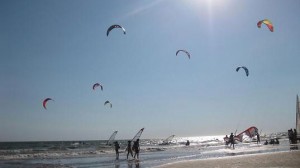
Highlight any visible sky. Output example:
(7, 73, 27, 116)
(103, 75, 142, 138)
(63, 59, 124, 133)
(1, 0, 300, 142)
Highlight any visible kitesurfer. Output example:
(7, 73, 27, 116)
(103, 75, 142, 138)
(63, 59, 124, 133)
(127, 141, 133, 159)
(264, 140, 268, 145)
(114, 141, 120, 160)
(229, 133, 235, 149)
(133, 139, 140, 160)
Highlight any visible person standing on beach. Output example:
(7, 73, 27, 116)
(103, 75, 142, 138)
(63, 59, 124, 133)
(126, 141, 133, 160)
(224, 135, 229, 145)
(294, 129, 298, 143)
(229, 133, 235, 149)
(288, 129, 294, 144)
(114, 141, 120, 160)
(133, 139, 140, 160)
(256, 133, 260, 144)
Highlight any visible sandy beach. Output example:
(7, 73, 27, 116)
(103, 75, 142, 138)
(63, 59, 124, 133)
(159, 150, 300, 168)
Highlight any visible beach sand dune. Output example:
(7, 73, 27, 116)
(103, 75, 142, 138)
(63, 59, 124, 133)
(159, 151, 300, 168)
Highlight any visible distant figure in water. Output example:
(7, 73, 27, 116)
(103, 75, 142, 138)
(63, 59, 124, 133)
(275, 138, 280, 144)
(256, 133, 260, 144)
(127, 141, 133, 159)
(229, 133, 235, 149)
(114, 141, 120, 160)
(133, 139, 140, 160)
(264, 140, 268, 145)
(185, 140, 190, 146)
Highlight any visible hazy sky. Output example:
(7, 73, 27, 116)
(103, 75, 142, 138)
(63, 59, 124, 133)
(1, 0, 300, 141)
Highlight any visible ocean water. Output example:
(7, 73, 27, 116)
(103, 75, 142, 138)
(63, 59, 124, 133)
(0, 133, 297, 168)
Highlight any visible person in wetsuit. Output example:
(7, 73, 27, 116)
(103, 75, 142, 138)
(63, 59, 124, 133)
(114, 141, 120, 160)
(229, 133, 235, 149)
(133, 139, 140, 160)
(127, 141, 133, 160)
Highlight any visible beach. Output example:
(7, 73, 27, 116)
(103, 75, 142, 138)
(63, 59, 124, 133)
(0, 136, 298, 167)
(159, 150, 300, 168)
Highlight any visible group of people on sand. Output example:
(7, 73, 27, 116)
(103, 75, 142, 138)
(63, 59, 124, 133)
(114, 139, 140, 160)
(288, 128, 298, 144)
(225, 132, 261, 149)
(224, 133, 236, 149)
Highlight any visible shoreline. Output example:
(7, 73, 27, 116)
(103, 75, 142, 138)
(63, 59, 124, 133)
(158, 150, 300, 168)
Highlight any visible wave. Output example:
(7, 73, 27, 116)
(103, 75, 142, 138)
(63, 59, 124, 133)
(0, 150, 109, 160)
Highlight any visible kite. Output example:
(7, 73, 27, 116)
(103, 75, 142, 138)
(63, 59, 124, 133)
(43, 98, 53, 110)
(224, 126, 258, 143)
(107, 24, 126, 36)
(104, 100, 112, 108)
(257, 19, 274, 32)
(176, 50, 190, 59)
(93, 83, 103, 91)
(236, 66, 249, 77)
(235, 126, 259, 142)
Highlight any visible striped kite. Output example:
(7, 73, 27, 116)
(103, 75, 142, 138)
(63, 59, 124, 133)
(257, 19, 274, 32)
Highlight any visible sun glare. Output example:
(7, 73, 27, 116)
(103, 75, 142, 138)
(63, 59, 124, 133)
(187, 0, 228, 11)
(206, 0, 227, 7)
(186, 0, 230, 23)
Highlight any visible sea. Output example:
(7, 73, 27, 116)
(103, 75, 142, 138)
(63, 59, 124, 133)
(0, 132, 298, 168)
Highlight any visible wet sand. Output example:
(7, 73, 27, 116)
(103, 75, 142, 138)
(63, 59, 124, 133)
(159, 150, 300, 168)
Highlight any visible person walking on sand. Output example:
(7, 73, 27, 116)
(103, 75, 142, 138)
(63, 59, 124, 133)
(133, 139, 140, 160)
(229, 133, 235, 149)
(114, 141, 120, 160)
(126, 141, 133, 160)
